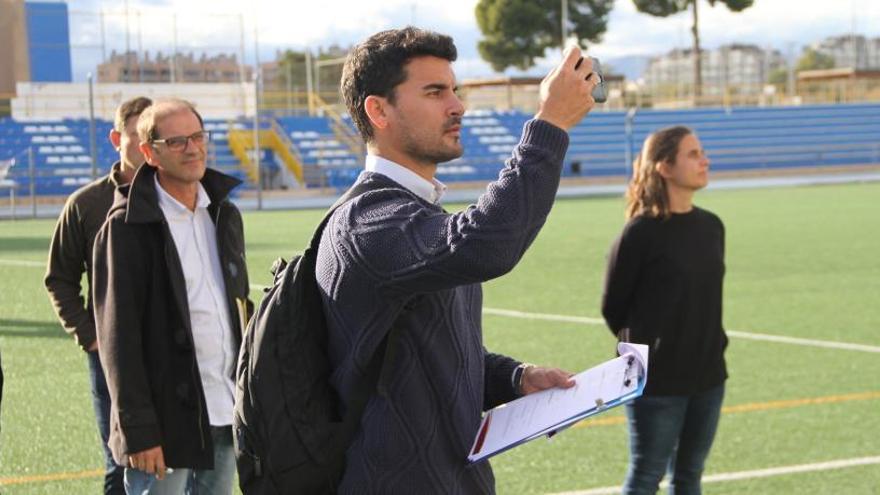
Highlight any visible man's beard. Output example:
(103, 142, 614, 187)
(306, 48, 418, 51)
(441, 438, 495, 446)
(400, 116, 464, 165)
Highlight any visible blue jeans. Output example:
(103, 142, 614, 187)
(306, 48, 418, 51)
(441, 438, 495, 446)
(87, 350, 125, 494)
(623, 383, 725, 495)
(124, 425, 236, 495)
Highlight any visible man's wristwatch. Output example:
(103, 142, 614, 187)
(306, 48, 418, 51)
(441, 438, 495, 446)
(512, 363, 535, 394)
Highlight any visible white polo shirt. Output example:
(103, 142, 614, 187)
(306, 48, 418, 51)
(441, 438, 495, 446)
(155, 175, 236, 427)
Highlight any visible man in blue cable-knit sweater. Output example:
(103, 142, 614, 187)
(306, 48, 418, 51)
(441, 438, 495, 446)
(317, 27, 600, 493)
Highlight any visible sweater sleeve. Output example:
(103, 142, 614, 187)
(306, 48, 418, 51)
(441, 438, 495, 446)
(44, 197, 96, 351)
(482, 350, 521, 410)
(93, 216, 161, 455)
(330, 119, 569, 297)
(601, 218, 650, 336)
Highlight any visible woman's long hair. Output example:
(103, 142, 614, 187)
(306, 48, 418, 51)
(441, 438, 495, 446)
(625, 125, 693, 219)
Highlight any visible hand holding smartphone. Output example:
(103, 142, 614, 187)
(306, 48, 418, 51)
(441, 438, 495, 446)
(575, 56, 607, 104)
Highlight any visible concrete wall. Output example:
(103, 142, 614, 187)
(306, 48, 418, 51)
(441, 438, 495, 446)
(11, 82, 257, 121)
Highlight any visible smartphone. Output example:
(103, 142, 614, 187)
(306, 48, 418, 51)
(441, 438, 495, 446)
(575, 56, 607, 104)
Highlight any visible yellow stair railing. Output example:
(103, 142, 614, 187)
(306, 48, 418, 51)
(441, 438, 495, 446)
(226, 124, 258, 184)
(268, 119, 305, 184)
(227, 120, 305, 186)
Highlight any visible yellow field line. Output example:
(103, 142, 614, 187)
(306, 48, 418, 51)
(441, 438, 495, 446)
(0, 468, 102, 486)
(573, 390, 880, 430)
(721, 390, 880, 414)
(2, 391, 878, 486)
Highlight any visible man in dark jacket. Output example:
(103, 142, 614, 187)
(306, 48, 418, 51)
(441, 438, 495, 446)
(316, 28, 598, 493)
(93, 98, 251, 494)
(44, 96, 152, 495)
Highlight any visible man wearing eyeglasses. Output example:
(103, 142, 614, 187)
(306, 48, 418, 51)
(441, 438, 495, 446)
(92, 98, 252, 495)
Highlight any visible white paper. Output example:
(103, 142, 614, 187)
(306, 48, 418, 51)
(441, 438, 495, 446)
(468, 343, 648, 463)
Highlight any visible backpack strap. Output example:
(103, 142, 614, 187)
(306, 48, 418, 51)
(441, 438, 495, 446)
(308, 179, 412, 454)
(268, 181, 379, 282)
(306, 180, 378, 254)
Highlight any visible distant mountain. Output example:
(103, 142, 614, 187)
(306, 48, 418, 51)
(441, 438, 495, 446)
(601, 55, 652, 81)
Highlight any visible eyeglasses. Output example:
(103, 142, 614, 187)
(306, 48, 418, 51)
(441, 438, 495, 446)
(151, 131, 211, 152)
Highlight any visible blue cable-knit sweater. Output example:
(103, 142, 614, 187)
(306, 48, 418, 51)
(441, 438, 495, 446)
(316, 119, 569, 494)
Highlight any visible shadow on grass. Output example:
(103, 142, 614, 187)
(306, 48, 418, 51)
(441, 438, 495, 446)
(0, 319, 66, 339)
(0, 236, 51, 254)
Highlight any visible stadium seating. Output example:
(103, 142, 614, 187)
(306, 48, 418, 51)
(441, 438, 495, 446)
(275, 115, 361, 188)
(0, 117, 247, 196)
(1, 102, 878, 196)
(462, 103, 880, 181)
(0, 118, 114, 195)
(204, 119, 253, 188)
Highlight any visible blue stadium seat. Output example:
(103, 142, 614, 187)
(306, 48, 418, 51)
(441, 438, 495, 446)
(0, 116, 246, 197)
(3, 103, 878, 196)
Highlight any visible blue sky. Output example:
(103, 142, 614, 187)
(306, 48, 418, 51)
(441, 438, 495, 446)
(65, 0, 880, 81)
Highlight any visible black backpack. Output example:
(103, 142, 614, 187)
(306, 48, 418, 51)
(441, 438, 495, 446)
(233, 182, 401, 494)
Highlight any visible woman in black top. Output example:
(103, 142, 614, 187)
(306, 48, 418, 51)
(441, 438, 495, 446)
(602, 126, 727, 495)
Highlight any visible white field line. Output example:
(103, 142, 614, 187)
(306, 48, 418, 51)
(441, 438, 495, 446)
(725, 329, 880, 353)
(0, 258, 45, 268)
(549, 455, 880, 495)
(11, 264, 878, 354)
(483, 307, 880, 354)
(484, 307, 606, 326)
(3, 263, 876, 489)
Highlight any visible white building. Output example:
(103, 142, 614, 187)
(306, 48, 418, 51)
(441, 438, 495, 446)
(813, 35, 880, 70)
(11, 82, 257, 121)
(643, 44, 786, 95)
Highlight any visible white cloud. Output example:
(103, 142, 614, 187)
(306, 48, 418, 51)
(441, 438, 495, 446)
(597, 0, 880, 54)
(67, 0, 880, 80)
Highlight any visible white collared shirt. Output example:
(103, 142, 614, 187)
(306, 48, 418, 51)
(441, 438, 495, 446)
(154, 174, 236, 427)
(365, 154, 447, 204)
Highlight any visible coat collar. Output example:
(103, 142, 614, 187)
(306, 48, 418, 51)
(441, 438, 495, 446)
(107, 161, 125, 188)
(118, 165, 242, 224)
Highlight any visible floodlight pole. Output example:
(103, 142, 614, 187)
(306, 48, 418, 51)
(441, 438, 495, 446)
(137, 10, 143, 82)
(171, 14, 178, 83)
(305, 50, 314, 116)
(238, 14, 247, 85)
(561, 0, 569, 49)
(124, 0, 131, 81)
(99, 10, 107, 61)
(786, 42, 796, 103)
(28, 146, 36, 218)
(253, 72, 262, 211)
(286, 63, 292, 114)
(88, 73, 97, 179)
(624, 107, 637, 176)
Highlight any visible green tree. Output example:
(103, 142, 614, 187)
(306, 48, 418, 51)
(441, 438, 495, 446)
(475, 0, 614, 72)
(276, 50, 308, 90)
(766, 49, 833, 91)
(276, 46, 348, 96)
(796, 47, 835, 72)
(632, 0, 755, 99)
(767, 67, 788, 86)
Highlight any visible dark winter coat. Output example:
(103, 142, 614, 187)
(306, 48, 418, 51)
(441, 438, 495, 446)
(92, 164, 251, 468)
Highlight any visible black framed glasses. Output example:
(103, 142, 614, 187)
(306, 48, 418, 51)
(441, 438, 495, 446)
(152, 130, 211, 152)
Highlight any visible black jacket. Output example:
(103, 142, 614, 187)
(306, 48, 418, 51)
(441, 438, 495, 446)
(45, 162, 124, 351)
(93, 164, 251, 468)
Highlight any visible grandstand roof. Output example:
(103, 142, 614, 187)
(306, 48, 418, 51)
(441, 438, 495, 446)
(798, 68, 880, 81)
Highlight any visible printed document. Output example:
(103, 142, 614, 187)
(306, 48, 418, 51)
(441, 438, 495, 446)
(468, 343, 648, 463)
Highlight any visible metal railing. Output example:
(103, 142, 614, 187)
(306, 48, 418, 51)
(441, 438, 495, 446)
(309, 93, 365, 159)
